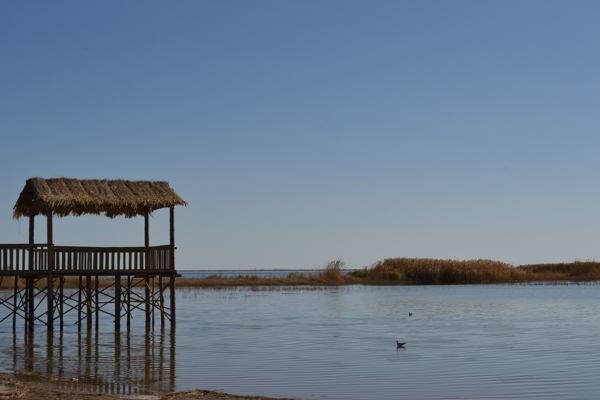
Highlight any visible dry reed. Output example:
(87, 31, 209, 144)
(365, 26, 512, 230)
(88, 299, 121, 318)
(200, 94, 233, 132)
(3, 259, 599, 290)
(517, 260, 600, 281)
(352, 257, 528, 284)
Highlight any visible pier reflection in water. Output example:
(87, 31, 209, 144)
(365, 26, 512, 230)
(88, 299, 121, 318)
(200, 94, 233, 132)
(5, 328, 176, 395)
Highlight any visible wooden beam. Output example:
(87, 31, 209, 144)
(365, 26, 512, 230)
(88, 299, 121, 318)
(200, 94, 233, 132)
(47, 209, 54, 331)
(78, 276, 82, 332)
(170, 206, 175, 269)
(145, 275, 151, 326)
(144, 211, 150, 271)
(170, 275, 176, 326)
(159, 276, 165, 328)
(29, 207, 34, 244)
(127, 276, 131, 329)
(47, 208, 53, 257)
(169, 207, 176, 325)
(59, 277, 64, 330)
(115, 275, 121, 330)
(29, 206, 34, 271)
(151, 276, 155, 328)
(86, 275, 92, 330)
(27, 277, 34, 331)
(95, 275, 99, 330)
(144, 212, 150, 247)
(13, 276, 18, 332)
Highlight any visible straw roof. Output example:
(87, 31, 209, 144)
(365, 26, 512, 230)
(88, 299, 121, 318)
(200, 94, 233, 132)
(13, 178, 188, 219)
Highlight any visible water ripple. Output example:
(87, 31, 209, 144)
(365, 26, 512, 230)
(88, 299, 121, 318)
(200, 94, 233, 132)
(1, 284, 599, 399)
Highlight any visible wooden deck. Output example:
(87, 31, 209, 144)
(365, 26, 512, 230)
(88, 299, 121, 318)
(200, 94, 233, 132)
(0, 243, 176, 276)
(0, 243, 177, 331)
(5, 178, 185, 331)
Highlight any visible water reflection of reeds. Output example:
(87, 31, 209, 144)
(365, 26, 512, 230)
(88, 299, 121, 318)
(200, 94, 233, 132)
(7, 328, 176, 395)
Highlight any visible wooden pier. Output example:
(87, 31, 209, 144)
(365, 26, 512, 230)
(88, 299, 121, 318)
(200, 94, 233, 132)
(0, 178, 187, 331)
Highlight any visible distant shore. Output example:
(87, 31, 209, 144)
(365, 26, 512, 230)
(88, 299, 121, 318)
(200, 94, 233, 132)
(1, 259, 599, 290)
(174, 259, 600, 287)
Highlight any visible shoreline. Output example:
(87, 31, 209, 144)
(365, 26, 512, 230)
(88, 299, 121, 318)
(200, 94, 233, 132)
(0, 373, 301, 400)
(2, 259, 600, 290)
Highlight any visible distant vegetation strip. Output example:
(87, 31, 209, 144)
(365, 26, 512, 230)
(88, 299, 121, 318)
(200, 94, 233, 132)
(176, 260, 359, 287)
(354, 258, 600, 284)
(352, 258, 524, 284)
(1, 259, 600, 289)
(516, 260, 600, 280)
(181, 258, 600, 286)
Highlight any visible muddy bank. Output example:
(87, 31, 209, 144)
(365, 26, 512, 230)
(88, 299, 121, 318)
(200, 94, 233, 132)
(0, 373, 301, 400)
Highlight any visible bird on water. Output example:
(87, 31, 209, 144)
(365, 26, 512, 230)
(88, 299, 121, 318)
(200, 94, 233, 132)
(409, 312, 412, 317)
(396, 341, 406, 349)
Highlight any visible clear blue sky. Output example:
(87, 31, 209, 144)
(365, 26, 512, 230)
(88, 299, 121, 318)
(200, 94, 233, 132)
(2, 1, 600, 270)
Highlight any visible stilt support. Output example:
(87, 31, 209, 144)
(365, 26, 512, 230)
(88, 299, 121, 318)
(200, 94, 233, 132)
(0, 273, 177, 331)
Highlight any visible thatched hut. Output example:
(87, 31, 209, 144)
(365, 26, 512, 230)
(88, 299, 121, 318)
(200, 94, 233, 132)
(2, 178, 187, 331)
(13, 177, 186, 249)
(13, 177, 187, 219)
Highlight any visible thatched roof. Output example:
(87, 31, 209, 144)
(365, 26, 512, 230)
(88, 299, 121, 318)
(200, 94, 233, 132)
(13, 178, 187, 219)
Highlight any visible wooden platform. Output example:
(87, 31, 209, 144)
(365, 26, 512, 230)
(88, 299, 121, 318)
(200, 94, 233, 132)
(4, 178, 187, 332)
(0, 244, 175, 274)
(0, 244, 177, 331)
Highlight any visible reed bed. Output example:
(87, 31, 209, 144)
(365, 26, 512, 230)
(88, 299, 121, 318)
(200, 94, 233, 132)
(351, 257, 528, 284)
(517, 260, 600, 281)
(2, 259, 600, 290)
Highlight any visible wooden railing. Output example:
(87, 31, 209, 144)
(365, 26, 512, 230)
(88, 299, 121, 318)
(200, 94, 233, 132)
(0, 244, 46, 272)
(0, 244, 174, 273)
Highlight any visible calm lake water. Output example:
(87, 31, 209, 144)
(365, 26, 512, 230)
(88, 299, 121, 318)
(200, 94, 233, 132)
(1, 282, 599, 399)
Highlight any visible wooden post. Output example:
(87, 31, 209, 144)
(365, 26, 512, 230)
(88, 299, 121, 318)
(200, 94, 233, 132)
(27, 278, 34, 331)
(169, 207, 175, 269)
(170, 275, 176, 326)
(12, 276, 18, 332)
(29, 206, 34, 270)
(126, 276, 131, 329)
(24, 278, 28, 332)
(47, 209, 54, 331)
(115, 275, 121, 330)
(59, 277, 64, 330)
(151, 276, 155, 328)
(144, 211, 150, 248)
(86, 275, 92, 330)
(95, 276, 99, 330)
(78, 276, 82, 331)
(159, 276, 165, 328)
(169, 206, 176, 326)
(145, 276, 151, 326)
(144, 211, 151, 326)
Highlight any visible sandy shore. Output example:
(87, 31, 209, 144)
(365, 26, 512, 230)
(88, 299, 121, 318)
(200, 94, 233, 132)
(0, 373, 301, 400)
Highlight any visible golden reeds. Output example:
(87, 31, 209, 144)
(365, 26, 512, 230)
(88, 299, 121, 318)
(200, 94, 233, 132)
(2, 260, 598, 291)
(517, 260, 600, 281)
(318, 259, 346, 282)
(352, 257, 528, 284)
